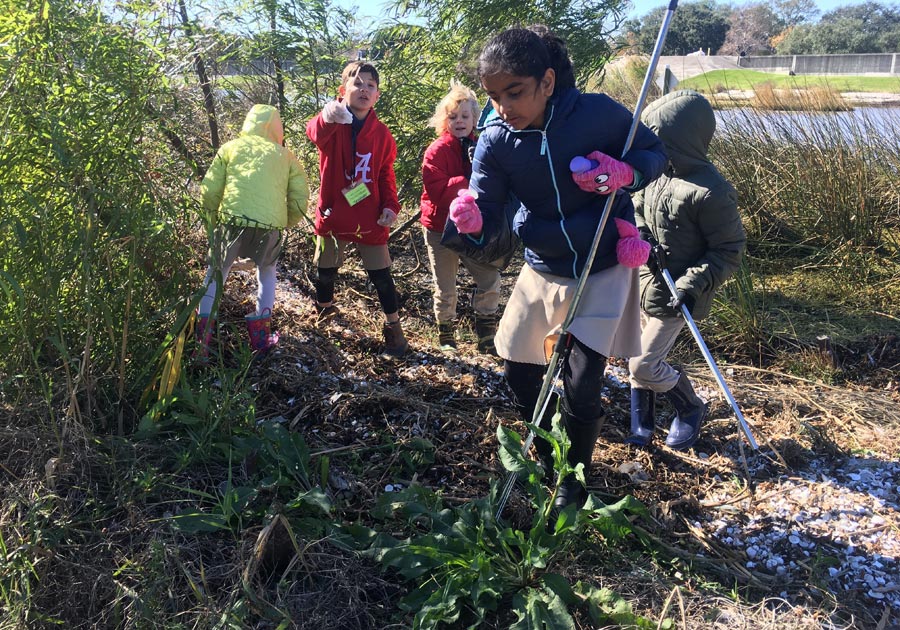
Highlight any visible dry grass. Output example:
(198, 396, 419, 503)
(750, 83, 851, 112)
(1, 228, 898, 628)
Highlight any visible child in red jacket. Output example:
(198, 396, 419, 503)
(420, 82, 502, 354)
(306, 61, 408, 357)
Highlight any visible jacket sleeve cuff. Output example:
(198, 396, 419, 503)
(465, 233, 485, 245)
(625, 168, 644, 191)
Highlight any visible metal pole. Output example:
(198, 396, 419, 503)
(495, 0, 682, 520)
(659, 269, 759, 449)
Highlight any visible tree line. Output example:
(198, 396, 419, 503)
(622, 0, 900, 57)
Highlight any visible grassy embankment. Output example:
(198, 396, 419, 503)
(681, 69, 900, 110)
(680, 69, 900, 94)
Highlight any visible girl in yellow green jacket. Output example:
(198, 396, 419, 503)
(196, 104, 308, 356)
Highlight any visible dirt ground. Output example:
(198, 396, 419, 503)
(199, 224, 900, 629)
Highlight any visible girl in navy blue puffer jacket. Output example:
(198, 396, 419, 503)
(448, 25, 667, 509)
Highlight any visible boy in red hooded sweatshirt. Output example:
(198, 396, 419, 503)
(306, 61, 408, 357)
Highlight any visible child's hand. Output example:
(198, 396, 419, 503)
(322, 100, 352, 124)
(377, 208, 398, 227)
(449, 189, 482, 234)
(614, 218, 650, 268)
(668, 289, 695, 314)
(572, 150, 634, 194)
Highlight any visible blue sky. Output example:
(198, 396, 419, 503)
(337, 0, 870, 23)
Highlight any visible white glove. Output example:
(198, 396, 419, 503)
(322, 100, 352, 124)
(377, 208, 398, 227)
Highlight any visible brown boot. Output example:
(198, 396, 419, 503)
(437, 321, 457, 353)
(474, 313, 499, 355)
(382, 320, 409, 357)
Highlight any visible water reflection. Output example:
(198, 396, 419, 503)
(715, 106, 900, 144)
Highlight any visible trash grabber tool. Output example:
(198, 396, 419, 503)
(495, 0, 682, 521)
(658, 266, 759, 449)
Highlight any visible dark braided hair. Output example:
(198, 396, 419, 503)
(477, 25, 575, 97)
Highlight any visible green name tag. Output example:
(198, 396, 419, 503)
(342, 181, 371, 206)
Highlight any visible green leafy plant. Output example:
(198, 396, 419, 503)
(137, 351, 258, 467)
(169, 478, 259, 535)
(169, 421, 332, 535)
(233, 420, 334, 535)
(334, 417, 665, 629)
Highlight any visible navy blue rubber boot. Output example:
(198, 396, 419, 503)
(625, 388, 655, 447)
(664, 371, 708, 451)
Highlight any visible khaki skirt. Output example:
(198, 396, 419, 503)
(494, 263, 642, 365)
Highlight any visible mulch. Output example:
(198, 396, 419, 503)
(189, 226, 900, 628)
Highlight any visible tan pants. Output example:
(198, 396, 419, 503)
(199, 226, 282, 316)
(313, 235, 392, 270)
(628, 313, 684, 392)
(423, 228, 501, 323)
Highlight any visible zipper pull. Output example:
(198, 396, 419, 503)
(540, 131, 547, 156)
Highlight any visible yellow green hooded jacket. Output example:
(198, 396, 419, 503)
(201, 104, 308, 229)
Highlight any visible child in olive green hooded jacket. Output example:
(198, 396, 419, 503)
(628, 90, 746, 451)
(195, 104, 308, 356)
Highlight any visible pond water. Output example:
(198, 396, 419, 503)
(714, 106, 900, 144)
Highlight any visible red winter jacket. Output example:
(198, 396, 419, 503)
(306, 106, 400, 245)
(419, 132, 474, 233)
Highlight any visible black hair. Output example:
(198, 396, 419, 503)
(477, 25, 575, 96)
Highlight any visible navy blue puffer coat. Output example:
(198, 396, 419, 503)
(469, 87, 667, 279)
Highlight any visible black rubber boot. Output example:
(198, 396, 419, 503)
(625, 388, 656, 447)
(664, 370, 708, 451)
(554, 413, 605, 511)
(531, 393, 560, 478)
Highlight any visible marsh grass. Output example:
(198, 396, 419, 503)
(709, 258, 773, 362)
(712, 106, 900, 254)
(596, 55, 661, 112)
(750, 82, 850, 112)
(691, 100, 899, 364)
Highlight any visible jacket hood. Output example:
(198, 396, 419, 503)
(478, 99, 500, 130)
(241, 104, 284, 145)
(641, 89, 714, 174)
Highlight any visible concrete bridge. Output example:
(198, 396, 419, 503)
(656, 55, 742, 81)
(653, 53, 900, 80)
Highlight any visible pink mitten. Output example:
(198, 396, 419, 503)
(449, 189, 483, 234)
(572, 150, 634, 195)
(615, 218, 650, 268)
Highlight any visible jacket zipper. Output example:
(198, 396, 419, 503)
(504, 103, 581, 277)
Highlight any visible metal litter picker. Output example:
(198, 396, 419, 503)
(496, 0, 706, 520)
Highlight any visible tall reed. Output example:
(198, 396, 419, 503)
(0, 2, 194, 432)
(595, 55, 661, 112)
(750, 82, 850, 112)
(711, 106, 900, 258)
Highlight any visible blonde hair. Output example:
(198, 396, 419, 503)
(428, 81, 480, 135)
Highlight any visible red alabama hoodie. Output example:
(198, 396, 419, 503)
(306, 106, 400, 245)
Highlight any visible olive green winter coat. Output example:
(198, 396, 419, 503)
(201, 104, 308, 230)
(633, 90, 746, 320)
